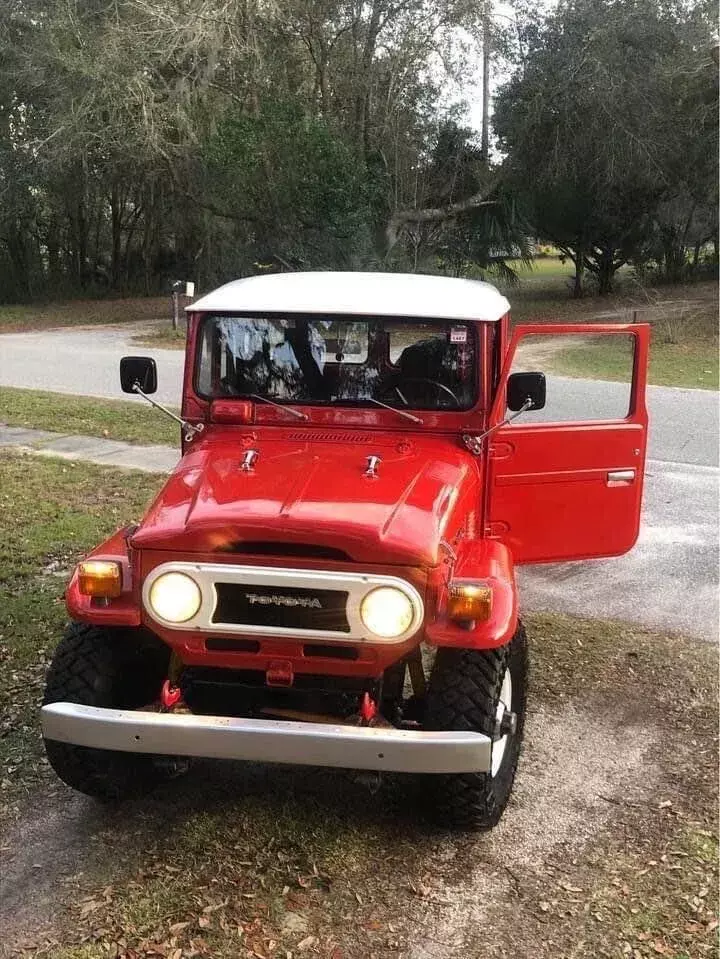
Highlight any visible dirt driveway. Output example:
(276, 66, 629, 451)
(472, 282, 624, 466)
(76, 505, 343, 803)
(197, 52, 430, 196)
(2, 616, 716, 959)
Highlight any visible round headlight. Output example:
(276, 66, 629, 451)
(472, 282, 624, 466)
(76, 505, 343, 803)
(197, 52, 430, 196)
(148, 572, 202, 624)
(360, 586, 415, 639)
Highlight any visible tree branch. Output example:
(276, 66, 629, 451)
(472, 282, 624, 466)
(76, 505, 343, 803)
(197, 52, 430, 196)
(385, 186, 499, 254)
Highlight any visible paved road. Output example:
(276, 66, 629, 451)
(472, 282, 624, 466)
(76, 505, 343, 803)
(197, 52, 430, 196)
(1, 324, 718, 640)
(0, 325, 186, 407)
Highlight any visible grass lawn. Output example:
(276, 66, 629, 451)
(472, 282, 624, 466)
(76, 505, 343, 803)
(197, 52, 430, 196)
(0, 297, 169, 333)
(133, 324, 188, 350)
(502, 277, 719, 390)
(0, 450, 717, 958)
(551, 330, 719, 389)
(506, 255, 577, 284)
(0, 386, 180, 446)
(0, 452, 164, 814)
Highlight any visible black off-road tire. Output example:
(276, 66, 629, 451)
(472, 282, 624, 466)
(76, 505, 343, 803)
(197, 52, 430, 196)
(423, 622, 528, 831)
(43, 622, 174, 802)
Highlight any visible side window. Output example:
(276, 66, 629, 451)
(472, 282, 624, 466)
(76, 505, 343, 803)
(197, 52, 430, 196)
(507, 332, 636, 422)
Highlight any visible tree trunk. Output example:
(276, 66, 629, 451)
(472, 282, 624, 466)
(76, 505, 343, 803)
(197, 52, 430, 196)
(356, 0, 382, 157)
(7, 225, 31, 297)
(572, 264, 583, 298)
(111, 182, 122, 290)
(47, 216, 62, 290)
(142, 180, 156, 296)
(77, 155, 89, 287)
(691, 239, 702, 275)
(569, 248, 584, 298)
(597, 248, 615, 295)
(480, 14, 491, 164)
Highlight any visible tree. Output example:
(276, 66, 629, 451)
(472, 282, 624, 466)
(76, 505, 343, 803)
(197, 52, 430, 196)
(0, 0, 500, 298)
(494, 0, 717, 296)
(384, 121, 530, 277)
(638, 2, 719, 283)
(203, 100, 375, 268)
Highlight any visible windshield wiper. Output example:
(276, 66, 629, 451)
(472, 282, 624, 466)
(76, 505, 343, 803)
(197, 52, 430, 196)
(248, 394, 308, 421)
(366, 397, 423, 425)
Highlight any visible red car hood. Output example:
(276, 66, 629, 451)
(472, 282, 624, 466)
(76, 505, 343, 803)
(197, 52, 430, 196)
(131, 430, 481, 567)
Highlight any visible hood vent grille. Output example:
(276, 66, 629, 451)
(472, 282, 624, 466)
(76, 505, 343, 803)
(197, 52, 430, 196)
(286, 431, 369, 443)
(219, 541, 352, 562)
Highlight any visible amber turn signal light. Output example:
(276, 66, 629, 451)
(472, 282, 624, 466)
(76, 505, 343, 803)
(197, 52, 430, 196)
(78, 561, 123, 598)
(447, 581, 492, 624)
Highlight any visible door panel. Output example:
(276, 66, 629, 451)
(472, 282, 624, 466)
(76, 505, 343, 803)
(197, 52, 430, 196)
(487, 324, 649, 565)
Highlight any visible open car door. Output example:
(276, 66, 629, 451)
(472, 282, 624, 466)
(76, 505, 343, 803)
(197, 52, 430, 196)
(487, 323, 650, 564)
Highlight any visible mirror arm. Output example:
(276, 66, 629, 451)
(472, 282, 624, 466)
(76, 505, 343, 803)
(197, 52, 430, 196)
(462, 397, 533, 455)
(132, 382, 204, 443)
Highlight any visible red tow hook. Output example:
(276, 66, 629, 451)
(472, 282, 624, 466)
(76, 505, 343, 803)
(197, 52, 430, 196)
(359, 692, 378, 724)
(160, 680, 182, 710)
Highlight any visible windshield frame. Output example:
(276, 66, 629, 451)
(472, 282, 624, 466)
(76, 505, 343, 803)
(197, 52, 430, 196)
(192, 311, 482, 414)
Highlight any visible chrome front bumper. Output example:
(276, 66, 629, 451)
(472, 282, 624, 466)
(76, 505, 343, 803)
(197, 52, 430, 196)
(41, 703, 492, 774)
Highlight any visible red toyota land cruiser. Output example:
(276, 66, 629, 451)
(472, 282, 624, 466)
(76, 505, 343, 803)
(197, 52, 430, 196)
(41, 272, 649, 830)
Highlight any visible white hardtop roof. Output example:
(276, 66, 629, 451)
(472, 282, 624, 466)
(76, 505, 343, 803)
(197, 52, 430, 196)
(189, 271, 510, 322)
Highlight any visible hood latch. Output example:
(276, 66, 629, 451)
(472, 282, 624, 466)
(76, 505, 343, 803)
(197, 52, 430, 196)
(364, 454, 381, 478)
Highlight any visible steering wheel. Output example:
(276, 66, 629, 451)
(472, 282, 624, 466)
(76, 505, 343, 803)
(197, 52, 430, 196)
(378, 377, 461, 408)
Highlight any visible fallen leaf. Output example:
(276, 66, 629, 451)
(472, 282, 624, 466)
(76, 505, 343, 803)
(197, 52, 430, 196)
(202, 900, 228, 914)
(80, 899, 102, 917)
(170, 923, 190, 935)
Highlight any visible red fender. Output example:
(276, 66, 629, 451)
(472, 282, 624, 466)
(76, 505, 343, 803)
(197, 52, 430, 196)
(65, 527, 141, 627)
(425, 540, 518, 650)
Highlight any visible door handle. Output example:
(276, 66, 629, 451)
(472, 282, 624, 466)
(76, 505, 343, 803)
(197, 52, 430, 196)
(607, 469, 635, 485)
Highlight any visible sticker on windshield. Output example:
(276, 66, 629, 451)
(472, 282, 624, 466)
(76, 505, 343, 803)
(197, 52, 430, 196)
(450, 327, 467, 344)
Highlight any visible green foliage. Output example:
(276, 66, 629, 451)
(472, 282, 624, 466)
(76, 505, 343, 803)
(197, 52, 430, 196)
(0, 0, 715, 301)
(0, 0, 495, 300)
(204, 101, 376, 268)
(494, 0, 718, 296)
(393, 120, 531, 277)
(434, 187, 531, 280)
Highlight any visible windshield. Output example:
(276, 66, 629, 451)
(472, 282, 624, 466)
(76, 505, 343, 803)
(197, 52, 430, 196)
(196, 314, 478, 411)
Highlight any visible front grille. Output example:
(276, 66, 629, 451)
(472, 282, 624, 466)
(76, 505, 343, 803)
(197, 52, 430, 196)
(212, 583, 350, 633)
(143, 561, 421, 643)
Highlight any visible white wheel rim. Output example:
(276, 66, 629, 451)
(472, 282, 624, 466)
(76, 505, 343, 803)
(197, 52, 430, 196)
(491, 667, 513, 777)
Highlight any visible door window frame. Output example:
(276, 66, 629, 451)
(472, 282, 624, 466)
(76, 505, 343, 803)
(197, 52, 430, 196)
(490, 323, 650, 428)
